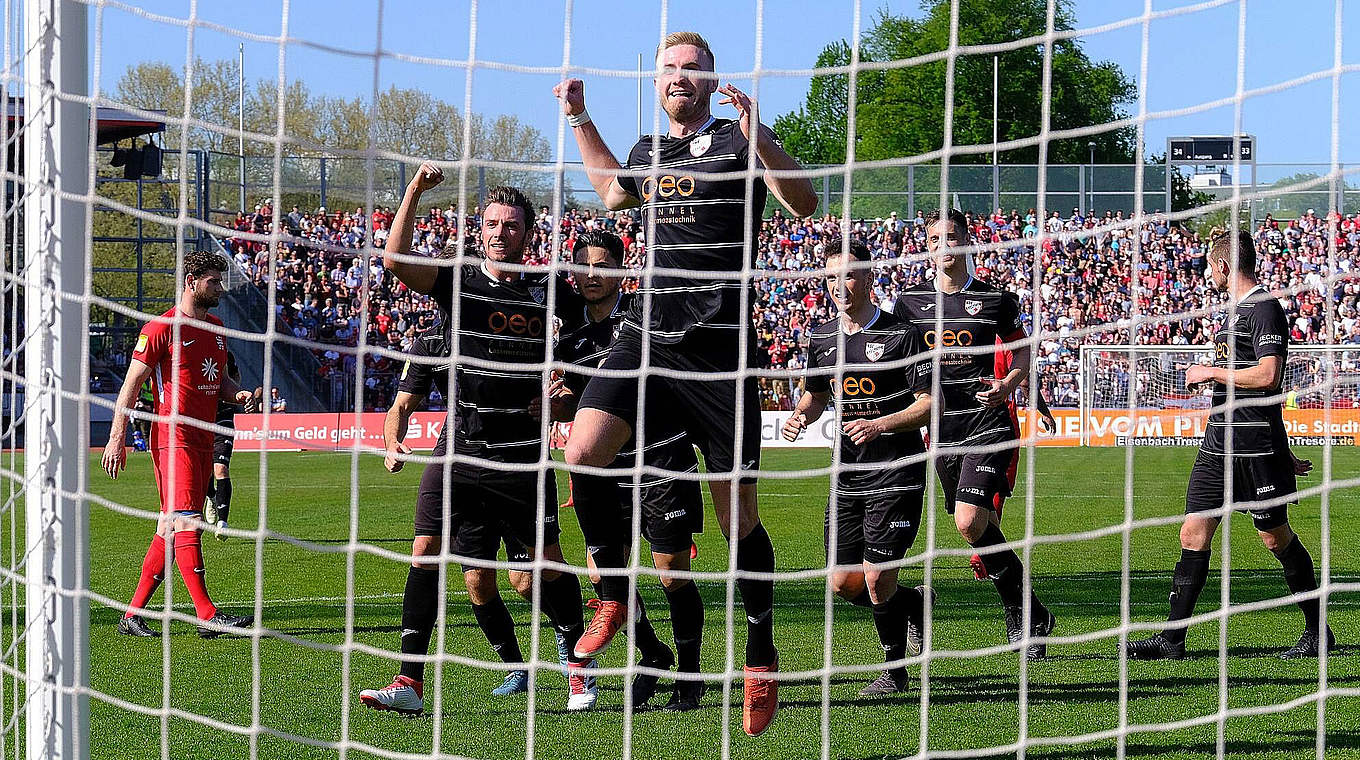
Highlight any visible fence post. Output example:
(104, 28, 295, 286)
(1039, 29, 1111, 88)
(320, 156, 328, 210)
(992, 163, 1000, 213)
(822, 174, 830, 216)
(907, 165, 915, 220)
(23, 1, 91, 757)
(478, 166, 486, 206)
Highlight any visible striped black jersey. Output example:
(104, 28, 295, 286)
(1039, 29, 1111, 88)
(1203, 285, 1289, 457)
(804, 309, 931, 491)
(891, 277, 1023, 448)
(616, 117, 766, 344)
(556, 291, 696, 485)
(418, 261, 582, 463)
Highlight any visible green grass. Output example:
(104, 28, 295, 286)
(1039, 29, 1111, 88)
(42, 448, 1360, 757)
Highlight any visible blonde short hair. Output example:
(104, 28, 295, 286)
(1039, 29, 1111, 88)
(656, 32, 714, 67)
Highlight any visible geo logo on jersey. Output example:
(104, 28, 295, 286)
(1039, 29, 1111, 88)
(201, 357, 220, 382)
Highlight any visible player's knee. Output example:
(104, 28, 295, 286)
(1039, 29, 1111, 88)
(658, 574, 691, 593)
(507, 570, 533, 597)
(955, 511, 987, 544)
(831, 571, 865, 601)
(564, 437, 611, 469)
(1179, 518, 1215, 551)
(1259, 525, 1295, 555)
(464, 569, 499, 604)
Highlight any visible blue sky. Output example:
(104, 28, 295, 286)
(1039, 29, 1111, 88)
(92, 0, 1359, 179)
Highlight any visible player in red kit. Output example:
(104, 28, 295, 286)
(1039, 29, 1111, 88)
(103, 250, 257, 638)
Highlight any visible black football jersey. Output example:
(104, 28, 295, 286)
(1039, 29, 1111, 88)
(421, 261, 583, 463)
(1203, 285, 1289, 457)
(616, 117, 766, 344)
(891, 277, 1023, 448)
(804, 310, 932, 491)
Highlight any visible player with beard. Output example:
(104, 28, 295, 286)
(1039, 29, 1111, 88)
(104, 249, 257, 638)
(891, 208, 1056, 660)
(554, 31, 817, 735)
(782, 238, 934, 696)
(556, 230, 708, 710)
(360, 172, 594, 715)
(1125, 230, 1332, 661)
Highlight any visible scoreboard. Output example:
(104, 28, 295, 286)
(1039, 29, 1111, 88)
(1168, 135, 1254, 163)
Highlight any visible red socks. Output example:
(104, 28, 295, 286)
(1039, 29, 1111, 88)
(126, 534, 168, 617)
(174, 532, 217, 620)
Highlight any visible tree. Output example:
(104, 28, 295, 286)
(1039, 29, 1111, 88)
(775, 0, 1138, 168)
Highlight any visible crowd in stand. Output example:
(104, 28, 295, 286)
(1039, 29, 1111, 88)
(223, 200, 1360, 413)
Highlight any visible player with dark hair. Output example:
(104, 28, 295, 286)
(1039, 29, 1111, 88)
(361, 168, 592, 715)
(104, 249, 257, 638)
(554, 30, 818, 736)
(203, 350, 241, 540)
(783, 237, 934, 695)
(1125, 230, 1333, 660)
(556, 230, 708, 710)
(891, 208, 1056, 660)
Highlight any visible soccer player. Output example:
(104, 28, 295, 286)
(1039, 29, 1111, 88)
(378, 317, 570, 699)
(891, 208, 1056, 660)
(1125, 230, 1333, 660)
(103, 249, 256, 638)
(360, 171, 594, 716)
(782, 238, 934, 695)
(554, 31, 817, 736)
(203, 350, 241, 540)
(556, 231, 707, 710)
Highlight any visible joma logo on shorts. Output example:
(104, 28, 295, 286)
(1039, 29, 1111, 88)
(975, 465, 997, 474)
(889, 521, 911, 529)
(961, 487, 987, 497)
(1255, 485, 1276, 495)
(664, 510, 687, 521)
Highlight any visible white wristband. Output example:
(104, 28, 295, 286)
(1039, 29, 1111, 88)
(566, 109, 592, 128)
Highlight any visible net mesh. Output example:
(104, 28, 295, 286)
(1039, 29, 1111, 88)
(2, 0, 1359, 758)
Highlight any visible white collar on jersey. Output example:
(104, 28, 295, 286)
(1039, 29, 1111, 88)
(480, 259, 523, 284)
(841, 307, 880, 336)
(585, 292, 624, 325)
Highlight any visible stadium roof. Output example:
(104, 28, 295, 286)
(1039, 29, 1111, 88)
(5, 97, 166, 145)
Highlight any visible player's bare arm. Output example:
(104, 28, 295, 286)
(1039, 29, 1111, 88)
(1185, 354, 1283, 392)
(782, 388, 829, 442)
(382, 162, 446, 295)
(218, 373, 256, 413)
(102, 359, 154, 480)
(383, 390, 422, 474)
(843, 390, 932, 446)
(553, 79, 638, 211)
(717, 83, 817, 218)
(978, 330, 1032, 408)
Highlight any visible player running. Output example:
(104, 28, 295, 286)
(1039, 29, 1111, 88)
(104, 250, 257, 638)
(782, 238, 934, 696)
(891, 208, 1056, 660)
(556, 231, 708, 710)
(1125, 230, 1333, 661)
(554, 31, 817, 736)
(203, 351, 241, 540)
(360, 173, 592, 716)
(379, 317, 572, 699)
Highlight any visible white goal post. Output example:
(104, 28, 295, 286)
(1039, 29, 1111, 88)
(1077, 344, 1360, 448)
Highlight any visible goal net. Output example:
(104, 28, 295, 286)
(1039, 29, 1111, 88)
(1078, 345, 1360, 448)
(3, 0, 1358, 759)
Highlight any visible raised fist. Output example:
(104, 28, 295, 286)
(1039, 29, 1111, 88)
(553, 79, 586, 116)
(409, 162, 444, 193)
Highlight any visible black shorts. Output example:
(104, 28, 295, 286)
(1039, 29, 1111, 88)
(572, 441, 703, 556)
(937, 447, 1017, 514)
(577, 326, 761, 483)
(826, 473, 925, 566)
(1185, 450, 1296, 531)
(414, 461, 559, 564)
(212, 425, 234, 465)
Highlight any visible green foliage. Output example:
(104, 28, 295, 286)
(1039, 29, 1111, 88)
(776, 0, 1138, 170)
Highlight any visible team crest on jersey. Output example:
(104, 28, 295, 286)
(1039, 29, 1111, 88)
(965, 299, 983, 316)
(135, 334, 148, 354)
(201, 357, 219, 382)
(216, 336, 225, 350)
(865, 343, 885, 362)
(689, 134, 712, 157)
(529, 287, 546, 304)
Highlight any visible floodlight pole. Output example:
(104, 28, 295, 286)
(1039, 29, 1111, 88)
(23, 0, 91, 758)
(238, 43, 246, 212)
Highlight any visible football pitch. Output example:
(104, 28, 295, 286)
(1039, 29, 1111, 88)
(65, 447, 1360, 759)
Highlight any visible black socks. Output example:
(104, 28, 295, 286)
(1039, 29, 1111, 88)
(735, 523, 777, 667)
(1274, 536, 1321, 633)
(471, 597, 523, 664)
(398, 566, 440, 681)
(1164, 548, 1211, 645)
(970, 523, 1027, 609)
(664, 580, 705, 673)
(871, 588, 908, 677)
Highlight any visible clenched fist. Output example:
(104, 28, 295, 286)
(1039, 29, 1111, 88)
(553, 79, 586, 116)
(408, 162, 444, 194)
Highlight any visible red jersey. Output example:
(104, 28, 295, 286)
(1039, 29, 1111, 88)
(995, 342, 1019, 419)
(131, 307, 228, 450)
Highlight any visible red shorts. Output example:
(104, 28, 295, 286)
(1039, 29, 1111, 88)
(151, 446, 212, 514)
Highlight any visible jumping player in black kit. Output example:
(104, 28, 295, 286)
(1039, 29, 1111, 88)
(782, 238, 935, 695)
(360, 171, 594, 715)
(554, 31, 817, 735)
(891, 208, 1056, 660)
(555, 230, 708, 710)
(1125, 230, 1333, 661)
(204, 351, 241, 539)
